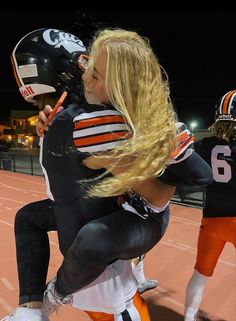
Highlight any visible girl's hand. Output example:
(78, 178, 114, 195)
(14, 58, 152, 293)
(36, 105, 53, 136)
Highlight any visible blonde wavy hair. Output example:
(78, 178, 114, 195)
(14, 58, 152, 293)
(209, 120, 236, 142)
(86, 28, 177, 197)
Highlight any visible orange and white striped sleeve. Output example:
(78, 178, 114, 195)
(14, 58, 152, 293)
(169, 122, 194, 164)
(73, 108, 132, 153)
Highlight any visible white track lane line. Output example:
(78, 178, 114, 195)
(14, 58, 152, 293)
(0, 182, 46, 196)
(162, 239, 236, 267)
(0, 173, 44, 186)
(0, 297, 13, 314)
(172, 216, 200, 226)
(0, 219, 58, 247)
(0, 278, 15, 291)
(0, 197, 28, 204)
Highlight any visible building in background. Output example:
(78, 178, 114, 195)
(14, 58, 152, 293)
(2, 110, 38, 149)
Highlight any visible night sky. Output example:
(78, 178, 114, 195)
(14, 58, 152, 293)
(0, 10, 235, 129)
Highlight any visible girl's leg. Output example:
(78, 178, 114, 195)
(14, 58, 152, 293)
(53, 200, 87, 256)
(55, 207, 169, 295)
(14, 199, 56, 304)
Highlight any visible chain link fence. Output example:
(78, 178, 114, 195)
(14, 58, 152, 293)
(0, 150, 42, 176)
(0, 150, 205, 208)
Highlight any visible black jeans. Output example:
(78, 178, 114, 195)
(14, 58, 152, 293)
(15, 198, 89, 304)
(14, 199, 56, 304)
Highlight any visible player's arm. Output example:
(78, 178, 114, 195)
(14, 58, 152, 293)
(159, 123, 213, 187)
(73, 106, 175, 208)
(159, 151, 213, 187)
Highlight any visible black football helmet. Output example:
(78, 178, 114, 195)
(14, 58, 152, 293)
(11, 28, 87, 103)
(215, 90, 236, 121)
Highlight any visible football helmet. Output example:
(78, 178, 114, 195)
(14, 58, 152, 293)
(215, 90, 236, 121)
(11, 28, 87, 103)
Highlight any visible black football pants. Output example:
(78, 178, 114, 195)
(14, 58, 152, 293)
(55, 207, 170, 296)
(15, 199, 169, 303)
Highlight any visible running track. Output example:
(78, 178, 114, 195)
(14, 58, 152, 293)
(0, 171, 235, 321)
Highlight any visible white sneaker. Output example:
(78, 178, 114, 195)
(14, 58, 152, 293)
(0, 307, 49, 321)
(138, 278, 158, 294)
(42, 277, 72, 316)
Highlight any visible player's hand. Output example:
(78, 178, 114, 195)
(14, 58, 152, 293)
(36, 105, 53, 136)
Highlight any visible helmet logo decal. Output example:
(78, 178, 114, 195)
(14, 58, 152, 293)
(20, 85, 35, 98)
(216, 90, 236, 121)
(43, 29, 86, 54)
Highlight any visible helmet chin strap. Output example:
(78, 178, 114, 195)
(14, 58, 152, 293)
(57, 83, 85, 105)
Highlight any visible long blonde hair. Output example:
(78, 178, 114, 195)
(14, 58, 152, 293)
(209, 120, 236, 142)
(87, 29, 177, 197)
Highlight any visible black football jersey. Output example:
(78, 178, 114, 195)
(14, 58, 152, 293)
(195, 136, 236, 217)
(40, 102, 127, 218)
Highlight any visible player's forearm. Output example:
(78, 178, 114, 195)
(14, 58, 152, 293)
(83, 156, 175, 207)
(132, 178, 175, 208)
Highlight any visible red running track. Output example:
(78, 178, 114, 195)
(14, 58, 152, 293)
(0, 171, 235, 321)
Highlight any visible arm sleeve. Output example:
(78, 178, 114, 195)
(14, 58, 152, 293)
(73, 107, 132, 153)
(168, 122, 194, 165)
(160, 122, 213, 187)
(159, 150, 213, 187)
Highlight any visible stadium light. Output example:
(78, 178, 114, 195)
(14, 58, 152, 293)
(189, 121, 198, 131)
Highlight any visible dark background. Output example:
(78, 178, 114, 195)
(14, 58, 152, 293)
(0, 10, 235, 129)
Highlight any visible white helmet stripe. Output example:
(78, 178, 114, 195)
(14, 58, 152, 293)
(11, 28, 45, 88)
(227, 91, 236, 114)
